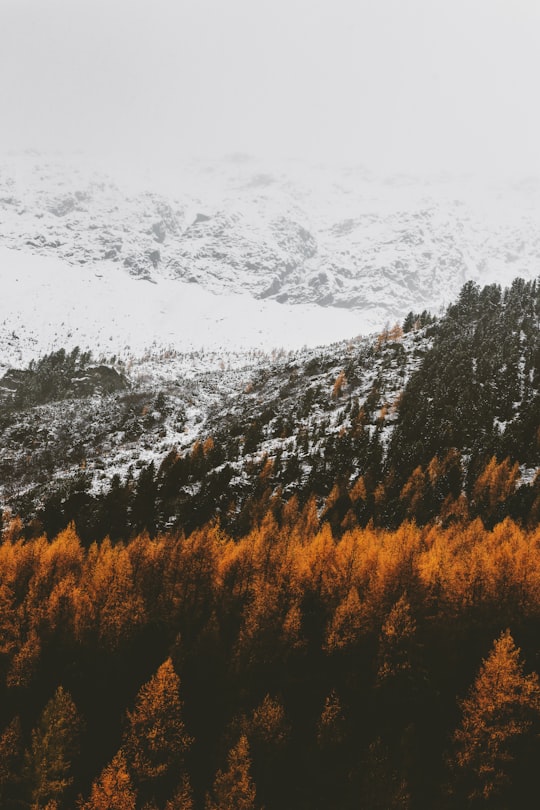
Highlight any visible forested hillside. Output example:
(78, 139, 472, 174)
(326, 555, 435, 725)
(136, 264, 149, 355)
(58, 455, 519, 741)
(1, 515, 540, 808)
(4, 276, 536, 542)
(0, 276, 538, 809)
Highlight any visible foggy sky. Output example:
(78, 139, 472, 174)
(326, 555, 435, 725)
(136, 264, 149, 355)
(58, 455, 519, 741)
(1, 0, 539, 175)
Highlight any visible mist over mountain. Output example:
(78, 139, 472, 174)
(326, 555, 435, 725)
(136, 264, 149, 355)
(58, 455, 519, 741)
(1, 154, 539, 370)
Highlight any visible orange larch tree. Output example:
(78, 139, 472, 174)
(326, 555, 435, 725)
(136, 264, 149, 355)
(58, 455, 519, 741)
(205, 735, 259, 810)
(79, 750, 136, 810)
(122, 658, 193, 791)
(449, 629, 540, 805)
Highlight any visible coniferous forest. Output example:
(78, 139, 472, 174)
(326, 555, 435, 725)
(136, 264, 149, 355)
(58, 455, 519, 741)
(0, 277, 539, 809)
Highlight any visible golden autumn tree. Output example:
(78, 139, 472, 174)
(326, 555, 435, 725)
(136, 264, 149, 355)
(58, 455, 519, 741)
(235, 579, 284, 669)
(322, 483, 342, 518)
(399, 466, 427, 521)
(88, 538, 147, 650)
(25, 686, 82, 810)
(7, 629, 41, 689)
(332, 371, 347, 399)
(0, 581, 18, 661)
(472, 456, 520, 519)
(248, 694, 289, 750)
(79, 750, 136, 810)
(203, 436, 215, 457)
(296, 494, 320, 540)
(376, 595, 417, 686)
(449, 630, 540, 805)
(374, 595, 422, 737)
(427, 448, 463, 507)
(388, 322, 404, 342)
(205, 735, 259, 810)
(280, 494, 301, 534)
(325, 586, 366, 652)
(122, 658, 192, 787)
(235, 695, 290, 809)
(281, 600, 305, 651)
(349, 476, 367, 505)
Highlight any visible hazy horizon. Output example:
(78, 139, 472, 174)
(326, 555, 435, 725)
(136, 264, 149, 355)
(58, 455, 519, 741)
(2, 0, 540, 178)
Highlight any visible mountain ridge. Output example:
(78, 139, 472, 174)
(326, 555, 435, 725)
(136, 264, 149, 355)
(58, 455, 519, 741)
(1, 154, 539, 354)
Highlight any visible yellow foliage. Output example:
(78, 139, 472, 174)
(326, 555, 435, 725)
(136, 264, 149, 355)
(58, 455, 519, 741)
(203, 436, 215, 456)
(400, 466, 426, 516)
(349, 476, 367, 503)
(451, 630, 540, 802)
(376, 595, 416, 684)
(246, 694, 289, 748)
(123, 658, 192, 782)
(206, 735, 258, 810)
(325, 586, 367, 651)
(7, 629, 41, 689)
(375, 322, 403, 349)
(473, 456, 520, 512)
(295, 524, 340, 598)
(84, 538, 146, 649)
(79, 750, 136, 810)
(281, 601, 305, 650)
(332, 371, 347, 399)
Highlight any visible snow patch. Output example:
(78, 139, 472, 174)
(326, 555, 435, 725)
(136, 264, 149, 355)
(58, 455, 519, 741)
(0, 245, 379, 372)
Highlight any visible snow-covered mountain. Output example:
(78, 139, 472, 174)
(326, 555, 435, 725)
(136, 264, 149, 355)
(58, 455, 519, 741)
(0, 153, 539, 367)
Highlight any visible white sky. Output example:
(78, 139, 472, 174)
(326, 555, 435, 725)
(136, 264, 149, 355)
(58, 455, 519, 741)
(1, 0, 540, 175)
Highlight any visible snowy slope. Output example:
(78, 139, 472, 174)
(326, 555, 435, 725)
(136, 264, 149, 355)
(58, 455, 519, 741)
(0, 245, 377, 373)
(0, 153, 539, 368)
(0, 325, 423, 512)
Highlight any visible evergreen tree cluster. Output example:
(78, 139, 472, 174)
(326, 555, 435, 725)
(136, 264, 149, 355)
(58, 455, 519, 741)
(391, 278, 540, 473)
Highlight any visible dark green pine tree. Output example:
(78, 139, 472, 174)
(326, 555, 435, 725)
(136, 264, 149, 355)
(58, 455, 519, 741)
(131, 462, 157, 536)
